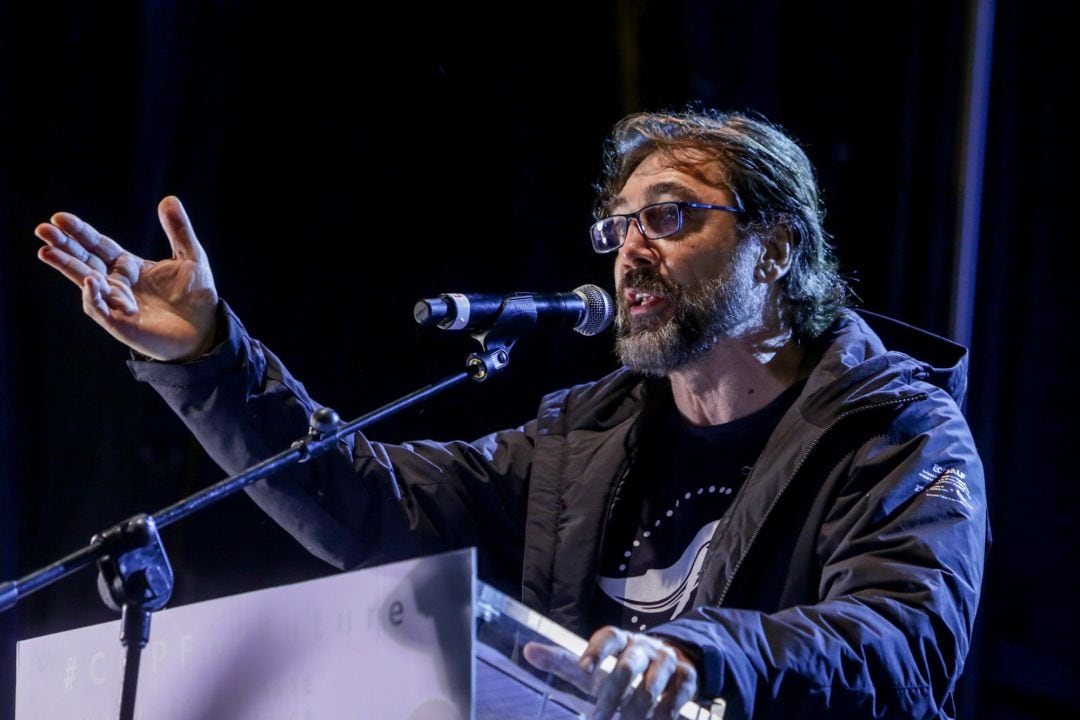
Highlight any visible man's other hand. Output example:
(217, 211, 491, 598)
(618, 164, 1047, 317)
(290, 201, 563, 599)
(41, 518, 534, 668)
(523, 626, 699, 720)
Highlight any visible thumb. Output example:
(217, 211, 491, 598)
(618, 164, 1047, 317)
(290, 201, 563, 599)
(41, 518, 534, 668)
(523, 641, 557, 671)
(523, 641, 595, 690)
(157, 195, 208, 263)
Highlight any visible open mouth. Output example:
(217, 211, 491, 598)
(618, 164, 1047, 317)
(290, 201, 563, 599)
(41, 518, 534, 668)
(624, 288, 672, 315)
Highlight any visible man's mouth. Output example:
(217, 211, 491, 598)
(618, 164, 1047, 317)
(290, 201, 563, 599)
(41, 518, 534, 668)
(624, 288, 673, 316)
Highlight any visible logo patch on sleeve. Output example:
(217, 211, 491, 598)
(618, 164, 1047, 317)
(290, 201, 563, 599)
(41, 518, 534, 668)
(916, 464, 974, 510)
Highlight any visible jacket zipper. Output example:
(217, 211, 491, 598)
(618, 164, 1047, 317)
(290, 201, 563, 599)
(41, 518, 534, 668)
(714, 392, 928, 607)
(590, 449, 637, 601)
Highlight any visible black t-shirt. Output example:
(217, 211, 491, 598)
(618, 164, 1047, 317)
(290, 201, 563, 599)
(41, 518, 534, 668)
(591, 380, 805, 632)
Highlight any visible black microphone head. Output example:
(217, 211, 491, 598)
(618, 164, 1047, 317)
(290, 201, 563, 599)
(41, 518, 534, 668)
(571, 284, 614, 336)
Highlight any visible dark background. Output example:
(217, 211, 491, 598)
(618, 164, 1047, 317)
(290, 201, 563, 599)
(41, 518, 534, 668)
(0, 1, 1075, 717)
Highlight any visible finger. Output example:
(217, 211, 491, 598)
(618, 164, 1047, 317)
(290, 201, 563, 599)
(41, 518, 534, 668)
(38, 244, 101, 289)
(82, 275, 111, 320)
(35, 222, 109, 276)
(37, 243, 118, 302)
(105, 276, 138, 315)
(581, 626, 628, 673)
(623, 647, 677, 719)
(623, 683, 662, 720)
(108, 252, 142, 287)
(593, 643, 650, 720)
(522, 642, 595, 692)
(158, 196, 207, 263)
(49, 212, 128, 266)
(653, 662, 698, 720)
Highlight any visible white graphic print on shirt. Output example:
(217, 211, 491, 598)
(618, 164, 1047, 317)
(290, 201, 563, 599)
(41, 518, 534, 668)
(597, 519, 720, 620)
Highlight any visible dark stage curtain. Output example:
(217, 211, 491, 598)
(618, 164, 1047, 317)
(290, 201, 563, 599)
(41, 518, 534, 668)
(966, 0, 1078, 715)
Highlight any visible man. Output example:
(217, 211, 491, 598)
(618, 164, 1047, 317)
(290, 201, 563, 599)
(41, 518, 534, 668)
(35, 110, 988, 719)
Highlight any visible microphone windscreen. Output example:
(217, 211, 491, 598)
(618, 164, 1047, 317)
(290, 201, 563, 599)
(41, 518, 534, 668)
(573, 284, 614, 336)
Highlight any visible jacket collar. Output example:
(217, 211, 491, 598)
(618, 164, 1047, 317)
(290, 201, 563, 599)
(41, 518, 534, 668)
(796, 309, 969, 427)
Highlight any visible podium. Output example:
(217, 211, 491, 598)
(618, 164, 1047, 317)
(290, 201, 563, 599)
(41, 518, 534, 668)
(15, 549, 725, 718)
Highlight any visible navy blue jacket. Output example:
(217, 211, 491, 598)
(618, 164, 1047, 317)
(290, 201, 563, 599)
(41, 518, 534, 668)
(131, 307, 988, 719)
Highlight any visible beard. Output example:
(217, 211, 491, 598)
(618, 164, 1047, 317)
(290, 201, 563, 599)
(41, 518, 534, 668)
(615, 244, 759, 376)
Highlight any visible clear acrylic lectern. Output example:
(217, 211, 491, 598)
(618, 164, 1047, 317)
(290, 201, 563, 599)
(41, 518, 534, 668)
(16, 549, 724, 719)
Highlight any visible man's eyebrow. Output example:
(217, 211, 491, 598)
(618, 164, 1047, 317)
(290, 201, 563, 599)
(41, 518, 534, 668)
(609, 181, 697, 212)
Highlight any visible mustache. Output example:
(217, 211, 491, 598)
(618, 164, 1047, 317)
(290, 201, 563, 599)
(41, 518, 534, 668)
(617, 267, 679, 297)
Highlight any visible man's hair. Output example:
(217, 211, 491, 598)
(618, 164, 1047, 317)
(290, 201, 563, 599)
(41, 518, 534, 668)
(596, 109, 848, 342)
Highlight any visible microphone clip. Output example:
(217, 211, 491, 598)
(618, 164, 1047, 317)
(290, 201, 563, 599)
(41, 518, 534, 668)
(459, 295, 534, 382)
(466, 326, 516, 382)
(466, 346, 511, 382)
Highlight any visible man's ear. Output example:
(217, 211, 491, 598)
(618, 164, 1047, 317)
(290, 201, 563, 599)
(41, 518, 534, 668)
(753, 225, 793, 283)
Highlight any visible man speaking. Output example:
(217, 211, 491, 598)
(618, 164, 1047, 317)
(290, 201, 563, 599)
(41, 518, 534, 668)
(35, 110, 988, 719)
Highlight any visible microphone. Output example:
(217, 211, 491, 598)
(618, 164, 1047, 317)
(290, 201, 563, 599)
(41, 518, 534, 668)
(414, 284, 614, 336)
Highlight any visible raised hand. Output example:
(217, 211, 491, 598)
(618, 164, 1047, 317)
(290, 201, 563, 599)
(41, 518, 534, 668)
(524, 627, 699, 720)
(35, 196, 219, 362)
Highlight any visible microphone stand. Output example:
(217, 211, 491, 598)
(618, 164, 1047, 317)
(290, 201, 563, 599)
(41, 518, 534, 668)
(0, 324, 524, 720)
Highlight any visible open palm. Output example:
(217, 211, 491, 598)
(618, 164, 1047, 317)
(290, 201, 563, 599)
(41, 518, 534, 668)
(35, 196, 219, 361)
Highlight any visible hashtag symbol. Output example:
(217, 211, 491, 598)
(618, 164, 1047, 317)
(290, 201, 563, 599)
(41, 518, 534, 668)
(63, 657, 77, 691)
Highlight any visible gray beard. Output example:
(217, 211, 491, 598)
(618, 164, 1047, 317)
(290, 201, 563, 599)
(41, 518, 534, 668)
(615, 249, 758, 376)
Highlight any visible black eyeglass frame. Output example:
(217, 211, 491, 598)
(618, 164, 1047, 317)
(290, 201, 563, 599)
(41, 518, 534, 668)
(589, 201, 743, 254)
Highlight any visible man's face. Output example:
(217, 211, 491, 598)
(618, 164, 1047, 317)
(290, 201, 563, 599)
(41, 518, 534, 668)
(611, 151, 761, 375)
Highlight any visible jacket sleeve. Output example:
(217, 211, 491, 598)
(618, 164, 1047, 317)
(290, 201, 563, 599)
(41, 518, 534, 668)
(651, 390, 989, 719)
(127, 303, 533, 584)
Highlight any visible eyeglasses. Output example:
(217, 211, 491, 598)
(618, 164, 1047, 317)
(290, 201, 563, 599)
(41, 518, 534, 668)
(589, 201, 743, 254)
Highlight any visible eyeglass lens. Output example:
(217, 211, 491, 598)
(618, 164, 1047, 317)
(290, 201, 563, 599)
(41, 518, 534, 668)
(592, 203, 682, 252)
(639, 203, 680, 237)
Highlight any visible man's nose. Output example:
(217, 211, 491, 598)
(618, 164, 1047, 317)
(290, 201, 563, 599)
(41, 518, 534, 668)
(619, 220, 660, 268)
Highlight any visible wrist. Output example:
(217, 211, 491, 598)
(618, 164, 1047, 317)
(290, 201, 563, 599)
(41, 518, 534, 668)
(655, 635, 704, 677)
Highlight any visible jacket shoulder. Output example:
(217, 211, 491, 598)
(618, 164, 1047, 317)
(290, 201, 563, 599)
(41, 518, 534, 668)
(535, 367, 648, 435)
